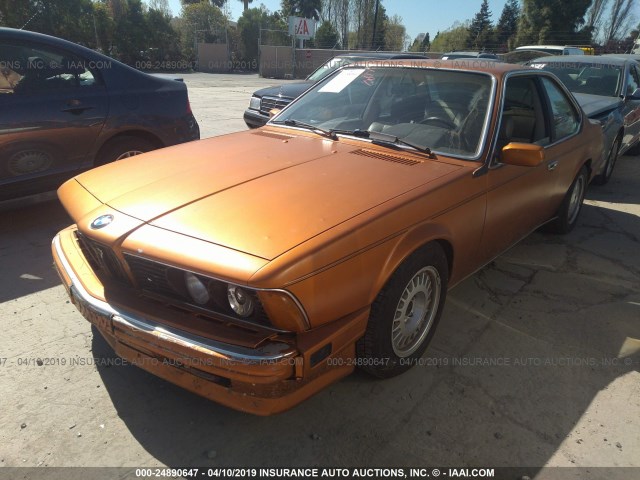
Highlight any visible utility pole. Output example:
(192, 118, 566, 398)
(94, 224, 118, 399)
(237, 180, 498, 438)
(371, 0, 380, 50)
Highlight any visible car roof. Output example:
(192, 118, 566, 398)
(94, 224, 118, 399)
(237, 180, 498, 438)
(603, 53, 640, 61)
(444, 51, 489, 56)
(530, 55, 628, 66)
(516, 45, 578, 50)
(345, 58, 530, 77)
(334, 52, 426, 59)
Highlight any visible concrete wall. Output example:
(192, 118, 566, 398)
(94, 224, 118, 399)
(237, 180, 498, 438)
(197, 43, 230, 73)
(259, 48, 442, 79)
(259, 45, 294, 78)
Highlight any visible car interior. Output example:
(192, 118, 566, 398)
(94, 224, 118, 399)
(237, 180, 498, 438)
(498, 76, 548, 148)
(0, 44, 96, 94)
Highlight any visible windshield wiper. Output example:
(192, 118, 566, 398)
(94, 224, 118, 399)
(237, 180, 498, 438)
(367, 130, 433, 155)
(328, 128, 371, 138)
(272, 119, 338, 140)
(271, 123, 433, 156)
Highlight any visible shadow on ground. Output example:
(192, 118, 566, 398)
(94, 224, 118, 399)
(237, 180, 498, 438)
(0, 200, 70, 302)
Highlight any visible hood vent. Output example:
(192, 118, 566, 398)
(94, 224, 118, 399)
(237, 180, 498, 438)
(252, 130, 294, 141)
(351, 149, 422, 166)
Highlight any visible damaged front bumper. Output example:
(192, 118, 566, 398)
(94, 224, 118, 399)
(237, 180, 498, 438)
(52, 229, 357, 415)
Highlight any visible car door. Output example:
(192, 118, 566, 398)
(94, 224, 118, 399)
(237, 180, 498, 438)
(0, 40, 108, 200)
(621, 63, 640, 150)
(479, 74, 580, 262)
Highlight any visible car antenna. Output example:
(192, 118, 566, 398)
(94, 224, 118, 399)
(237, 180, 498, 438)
(20, 10, 40, 30)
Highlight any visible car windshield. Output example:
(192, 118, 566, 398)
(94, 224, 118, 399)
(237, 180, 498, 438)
(274, 66, 493, 159)
(531, 62, 622, 97)
(307, 57, 369, 82)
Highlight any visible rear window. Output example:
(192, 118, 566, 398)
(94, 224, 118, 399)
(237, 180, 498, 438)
(530, 62, 622, 97)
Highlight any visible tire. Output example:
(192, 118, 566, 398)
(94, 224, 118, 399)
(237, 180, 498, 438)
(593, 136, 620, 186)
(545, 166, 588, 234)
(356, 243, 448, 378)
(96, 136, 155, 166)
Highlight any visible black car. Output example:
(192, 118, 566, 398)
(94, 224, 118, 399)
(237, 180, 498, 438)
(0, 28, 200, 204)
(243, 52, 426, 129)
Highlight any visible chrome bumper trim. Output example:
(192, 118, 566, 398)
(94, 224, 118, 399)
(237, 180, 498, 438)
(53, 235, 297, 363)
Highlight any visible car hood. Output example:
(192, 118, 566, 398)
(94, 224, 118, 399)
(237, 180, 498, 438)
(253, 82, 314, 101)
(573, 93, 623, 118)
(74, 130, 462, 261)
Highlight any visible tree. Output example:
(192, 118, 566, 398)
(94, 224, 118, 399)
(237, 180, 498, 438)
(320, 0, 349, 48)
(495, 0, 519, 52)
(238, 0, 253, 12)
(384, 14, 406, 51)
(177, 1, 226, 62)
(282, 0, 322, 20)
(421, 32, 431, 51)
(93, 2, 116, 53)
(315, 20, 340, 48)
(112, 0, 148, 65)
(0, 0, 96, 45)
(409, 33, 425, 52)
(182, 0, 225, 6)
(236, 7, 286, 65)
(516, 0, 592, 46)
(146, 7, 182, 62)
(584, 0, 608, 41)
(430, 22, 470, 52)
(349, 0, 386, 49)
(0, 0, 37, 29)
(148, 0, 171, 17)
(468, 0, 493, 50)
(603, 0, 637, 42)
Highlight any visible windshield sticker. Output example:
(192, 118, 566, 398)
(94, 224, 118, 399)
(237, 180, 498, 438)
(530, 63, 545, 69)
(319, 68, 366, 93)
(361, 70, 376, 86)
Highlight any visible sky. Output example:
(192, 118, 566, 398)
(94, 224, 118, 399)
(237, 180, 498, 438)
(164, 0, 512, 45)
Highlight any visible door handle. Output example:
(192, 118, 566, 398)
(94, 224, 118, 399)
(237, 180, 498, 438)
(62, 100, 94, 114)
(62, 105, 94, 114)
(547, 160, 558, 171)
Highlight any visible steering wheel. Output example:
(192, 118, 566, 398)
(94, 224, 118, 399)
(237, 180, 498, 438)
(419, 116, 457, 129)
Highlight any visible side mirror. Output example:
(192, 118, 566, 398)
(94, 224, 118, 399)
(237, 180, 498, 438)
(627, 88, 640, 100)
(501, 143, 545, 167)
(269, 108, 281, 118)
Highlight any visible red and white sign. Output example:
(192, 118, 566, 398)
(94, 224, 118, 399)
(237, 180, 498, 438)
(288, 16, 316, 40)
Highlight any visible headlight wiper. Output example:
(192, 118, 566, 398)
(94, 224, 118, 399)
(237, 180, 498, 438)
(367, 130, 433, 155)
(272, 119, 338, 140)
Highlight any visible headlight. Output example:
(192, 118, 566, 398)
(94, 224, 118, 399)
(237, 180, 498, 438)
(184, 272, 210, 305)
(227, 285, 255, 317)
(249, 96, 261, 111)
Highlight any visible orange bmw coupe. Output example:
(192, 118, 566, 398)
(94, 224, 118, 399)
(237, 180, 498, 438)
(53, 60, 605, 414)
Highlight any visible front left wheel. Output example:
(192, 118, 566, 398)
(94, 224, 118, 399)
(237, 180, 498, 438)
(356, 243, 448, 378)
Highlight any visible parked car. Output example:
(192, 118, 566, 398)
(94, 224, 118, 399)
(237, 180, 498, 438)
(516, 45, 585, 55)
(53, 60, 604, 415)
(501, 49, 552, 65)
(603, 53, 640, 64)
(529, 55, 640, 184)
(0, 28, 200, 204)
(441, 51, 499, 60)
(243, 52, 426, 128)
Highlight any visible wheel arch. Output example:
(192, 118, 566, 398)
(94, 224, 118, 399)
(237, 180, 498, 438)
(371, 223, 454, 305)
(94, 129, 164, 166)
